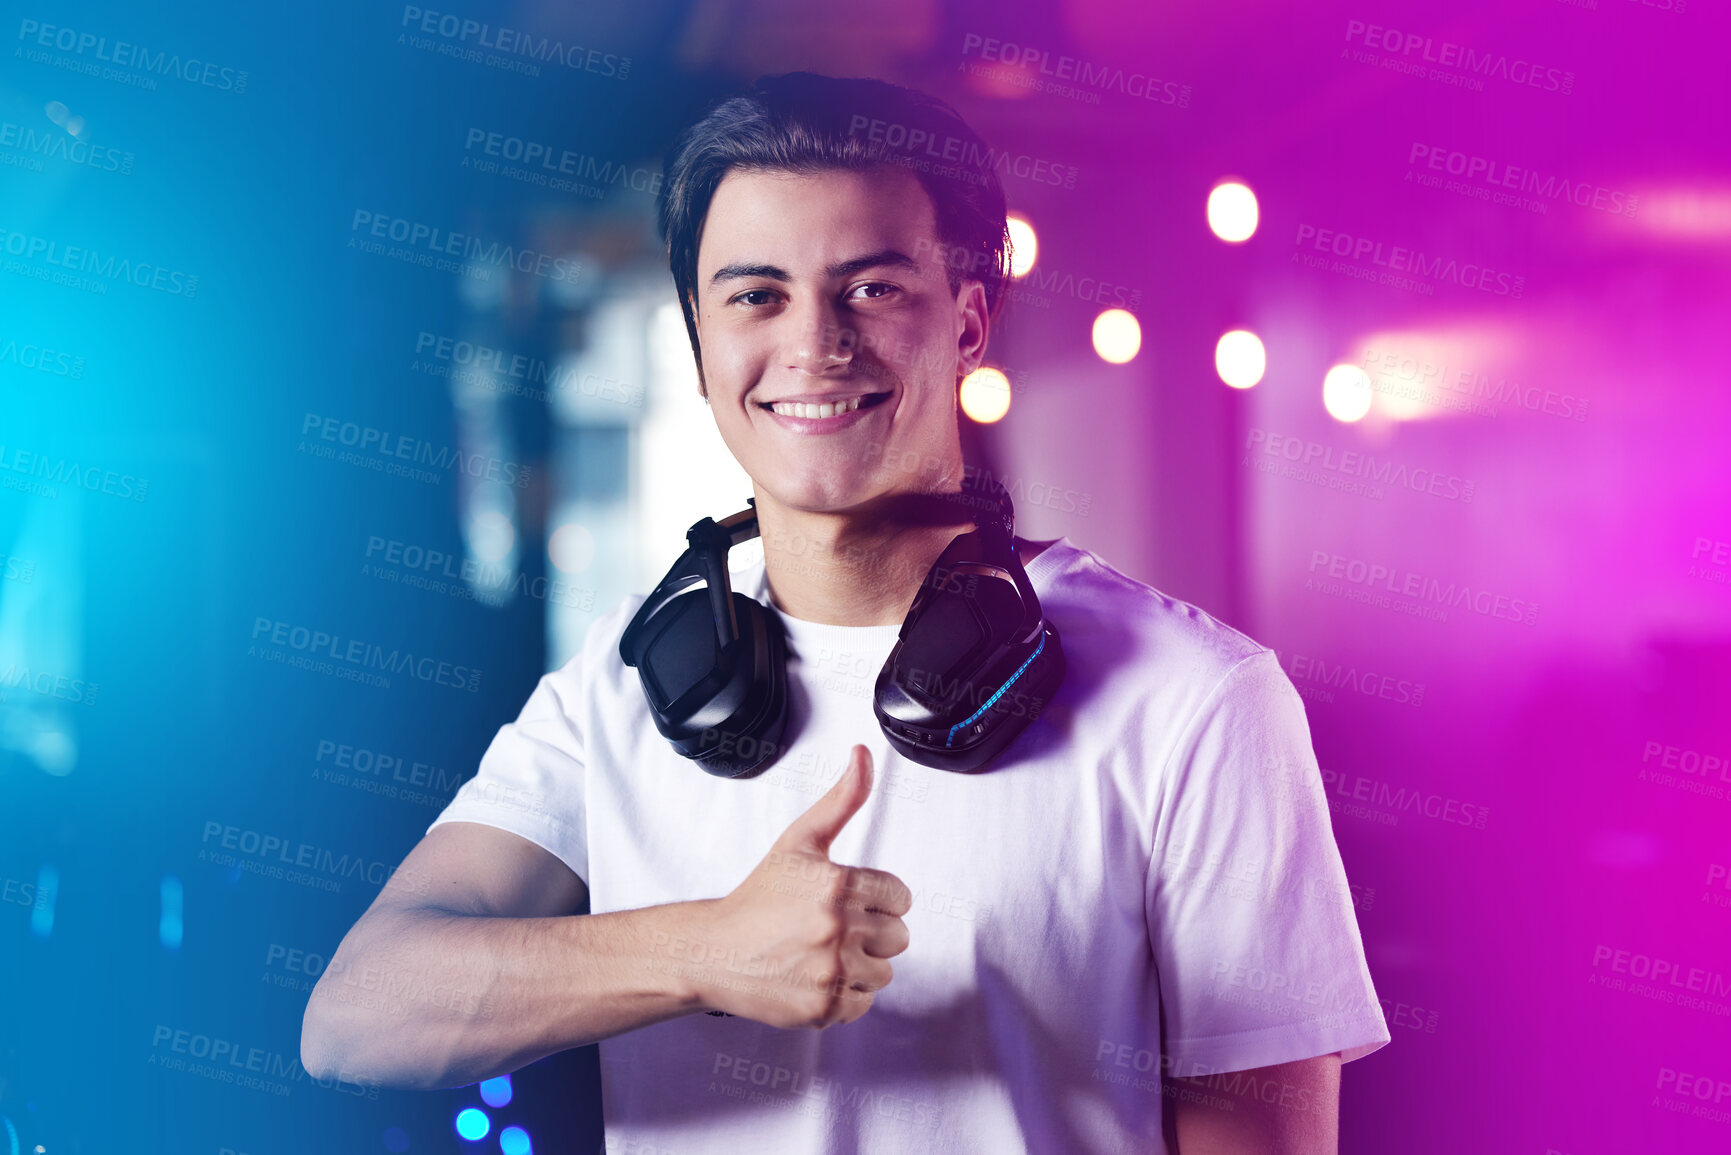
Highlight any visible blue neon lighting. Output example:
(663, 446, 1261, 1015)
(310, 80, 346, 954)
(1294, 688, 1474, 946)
(946, 633, 1045, 747)
(456, 1107, 491, 1141)
(480, 1074, 513, 1107)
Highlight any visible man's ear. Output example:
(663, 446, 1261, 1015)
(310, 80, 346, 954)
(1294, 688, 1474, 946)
(955, 279, 990, 379)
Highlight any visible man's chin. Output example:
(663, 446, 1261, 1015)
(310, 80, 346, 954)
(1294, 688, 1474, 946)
(756, 472, 882, 517)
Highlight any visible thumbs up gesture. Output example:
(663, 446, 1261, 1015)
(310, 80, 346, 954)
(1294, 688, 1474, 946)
(688, 745, 913, 1029)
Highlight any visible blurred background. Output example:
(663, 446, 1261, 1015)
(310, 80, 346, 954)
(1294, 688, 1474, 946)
(3, 0, 1728, 1152)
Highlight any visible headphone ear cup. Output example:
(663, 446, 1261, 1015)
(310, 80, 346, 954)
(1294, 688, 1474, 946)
(625, 587, 789, 778)
(873, 530, 1064, 772)
(691, 595, 789, 778)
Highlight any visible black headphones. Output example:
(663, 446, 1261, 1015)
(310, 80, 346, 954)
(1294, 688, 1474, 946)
(618, 476, 1065, 778)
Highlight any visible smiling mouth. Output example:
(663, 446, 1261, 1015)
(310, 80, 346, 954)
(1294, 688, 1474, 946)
(757, 391, 892, 420)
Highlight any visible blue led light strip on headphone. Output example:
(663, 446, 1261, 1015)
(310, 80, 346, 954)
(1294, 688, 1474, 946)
(945, 632, 1046, 747)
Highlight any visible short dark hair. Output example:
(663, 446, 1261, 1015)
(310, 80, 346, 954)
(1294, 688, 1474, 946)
(657, 71, 1011, 379)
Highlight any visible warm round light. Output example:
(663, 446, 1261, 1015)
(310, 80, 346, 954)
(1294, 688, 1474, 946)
(1006, 215, 1038, 279)
(959, 367, 1011, 424)
(1215, 330, 1266, 389)
(1092, 309, 1142, 364)
(548, 522, 596, 574)
(1207, 181, 1259, 243)
(1322, 364, 1374, 423)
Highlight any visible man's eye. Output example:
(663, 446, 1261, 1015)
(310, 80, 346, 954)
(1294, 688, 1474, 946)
(850, 282, 897, 300)
(735, 289, 778, 306)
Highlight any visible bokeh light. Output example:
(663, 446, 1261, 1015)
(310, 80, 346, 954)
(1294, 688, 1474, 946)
(455, 1107, 491, 1142)
(548, 523, 595, 574)
(1091, 309, 1142, 364)
(1207, 181, 1259, 242)
(480, 1074, 513, 1108)
(1005, 214, 1038, 278)
(959, 367, 1011, 424)
(499, 1126, 533, 1155)
(1322, 364, 1374, 423)
(1215, 330, 1267, 389)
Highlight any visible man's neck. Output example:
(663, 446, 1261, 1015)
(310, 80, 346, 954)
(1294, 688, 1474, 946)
(755, 496, 1051, 627)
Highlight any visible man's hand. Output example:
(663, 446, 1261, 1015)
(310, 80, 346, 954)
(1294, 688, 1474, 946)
(687, 744, 912, 1029)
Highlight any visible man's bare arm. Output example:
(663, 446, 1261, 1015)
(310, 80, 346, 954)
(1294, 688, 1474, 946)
(300, 746, 909, 1091)
(1164, 1054, 1341, 1154)
(299, 821, 711, 1090)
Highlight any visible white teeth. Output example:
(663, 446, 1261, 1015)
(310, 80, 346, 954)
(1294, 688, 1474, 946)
(769, 395, 866, 418)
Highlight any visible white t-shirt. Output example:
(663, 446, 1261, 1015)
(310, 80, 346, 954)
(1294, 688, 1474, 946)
(428, 537, 1390, 1153)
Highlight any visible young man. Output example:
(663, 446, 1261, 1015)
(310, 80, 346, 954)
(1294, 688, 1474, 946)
(301, 72, 1389, 1152)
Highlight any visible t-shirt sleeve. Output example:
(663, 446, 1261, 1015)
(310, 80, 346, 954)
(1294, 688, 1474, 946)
(1146, 647, 1390, 1077)
(426, 657, 590, 886)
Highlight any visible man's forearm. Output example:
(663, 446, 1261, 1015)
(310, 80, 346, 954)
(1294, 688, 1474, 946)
(301, 899, 719, 1089)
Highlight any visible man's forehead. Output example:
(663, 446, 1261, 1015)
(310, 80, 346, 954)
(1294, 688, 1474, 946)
(698, 167, 938, 271)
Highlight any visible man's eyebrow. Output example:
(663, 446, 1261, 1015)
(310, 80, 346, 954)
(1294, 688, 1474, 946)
(705, 249, 921, 290)
(826, 248, 919, 280)
(708, 262, 790, 288)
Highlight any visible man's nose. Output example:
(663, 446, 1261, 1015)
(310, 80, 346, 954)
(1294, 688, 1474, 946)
(786, 298, 857, 374)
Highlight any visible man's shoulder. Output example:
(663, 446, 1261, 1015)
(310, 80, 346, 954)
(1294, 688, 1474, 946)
(543, 592, 650, 697)
(1035, 538, 1273, 689)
